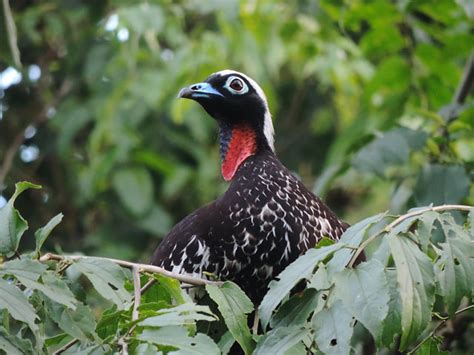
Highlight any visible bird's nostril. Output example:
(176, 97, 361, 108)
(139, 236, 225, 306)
(191, 84, 201, 91)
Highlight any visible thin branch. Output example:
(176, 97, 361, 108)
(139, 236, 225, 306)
(347, 204, 473, 268)
(52, 338, 79, 355)
(140, 279, 156, 294)
(408, 305, 474, 354)
(131, 266, 141, 322)
(117, 337, 129, 355)
(2, 0, 21, 67)
(39, 253, 223, 287)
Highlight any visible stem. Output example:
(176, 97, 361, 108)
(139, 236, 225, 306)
(408, 305, 474, 354)
(2, 0, 21, 67)
(52, 338, 79, 355)
(39, 253, 223, 287)
(131, 266, 141, 322)
(347, 204, 473, 268)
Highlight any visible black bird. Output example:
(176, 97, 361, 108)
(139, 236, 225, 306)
(151, 70, 348, 304)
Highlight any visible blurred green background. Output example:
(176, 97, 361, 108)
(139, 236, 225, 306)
(0, 0, 473, 262)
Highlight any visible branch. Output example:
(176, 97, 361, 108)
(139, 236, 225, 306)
(39, 253, 223, 287)
(2, 0, 21, 67)
(347, 204, 473, 268)
(52, 338, 79, 355)
(131, 266, 141, 322)
(408, 305, 474, 354)
(440, 52, 474, 122)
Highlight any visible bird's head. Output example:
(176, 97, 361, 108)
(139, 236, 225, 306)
(178, 70, 275, 181)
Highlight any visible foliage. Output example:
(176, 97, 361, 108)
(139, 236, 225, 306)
(0, 0, 473, 354)
(0, 183, 473, 354)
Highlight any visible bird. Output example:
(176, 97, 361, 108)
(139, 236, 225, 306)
(151, 70, 348, 305)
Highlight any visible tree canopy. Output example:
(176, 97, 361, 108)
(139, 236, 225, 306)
(0, 1, 473, 354)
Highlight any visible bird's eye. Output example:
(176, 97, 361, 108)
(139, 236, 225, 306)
(225, 76, 249, 94)
(230, 78, 244, 91)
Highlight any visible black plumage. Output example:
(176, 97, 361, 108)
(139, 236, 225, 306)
(151, 70, 347, 304)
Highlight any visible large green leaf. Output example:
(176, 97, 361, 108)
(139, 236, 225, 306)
(34, 213, 63, 257)
(435, 214, 474, 314)
(72, 258, 131, 309)
(312, 300, 354, 355)
(0, 182, 41, 256)
(333, 259, 389, 345)
(137, 326, 220, 354)
(139, 303, 217, 327)
(254, 325, 310, 355)
(414, 164, 470, 205)
(206, 281, 255, 355)
(0, 279, 38, 333)
(388, 234, 435, 350)
(259, 243, 344, 329)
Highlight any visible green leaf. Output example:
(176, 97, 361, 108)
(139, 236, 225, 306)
(259, 243, 344, 329)
(0, 279, 38, 333)
(312, 300, 354, 355)
(217, 331, 234, 354)
(352, 128, 427, 177)
(1, 259, 77, 309)
(327, 213, 386, 274)
(380, 270, 403, 348)
(0, 327, 34, 355)
(206, 281, 255, 355)
(414, 165, 470, 205)
(0, 182, 41, 256)
(415, 337, 449, 355)
(96, 306, 126, 339)
(0, 258, 47, 281)
(72, 258, 131, 309)
(333, 259, 389, 345)
(34, 213, 63, 256)
(416, 211, 439, 252)
(254, 326, 310, 355)
(137, 326, 220, 354)
(388, 234, 435, 350)
(435, 214, 474, 314)
(112, 166, 154, 216)
(139, 303, 217, 327)
(270, 288, 319, 328)
(45, 299, 96, 341)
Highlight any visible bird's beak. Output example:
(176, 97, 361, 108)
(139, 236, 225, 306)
(178, 82, 224, 100)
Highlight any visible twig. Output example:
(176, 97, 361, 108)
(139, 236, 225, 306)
(39, 253, 223, 286)
(408, 305, 474, 354)
(140, 279, 156, 294)
(117, 337, 129, 355)
(2, 0, 21, 67)
(52, 338, 79, 355)
(131, 266, 141, 322)
(347, 204, 473, 268)
(252, 311, 260, 335)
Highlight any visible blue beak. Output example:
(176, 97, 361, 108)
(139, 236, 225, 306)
(178, 82, 224, 99)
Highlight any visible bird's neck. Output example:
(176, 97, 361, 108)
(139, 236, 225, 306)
(219, 122, 258, 181)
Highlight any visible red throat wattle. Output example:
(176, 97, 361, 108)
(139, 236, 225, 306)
(221, 125, 257, 181)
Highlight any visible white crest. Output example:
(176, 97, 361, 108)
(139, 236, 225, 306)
(213, 69, 275, 152)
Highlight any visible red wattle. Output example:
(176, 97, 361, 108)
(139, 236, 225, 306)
(221, 126, 257, 181)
